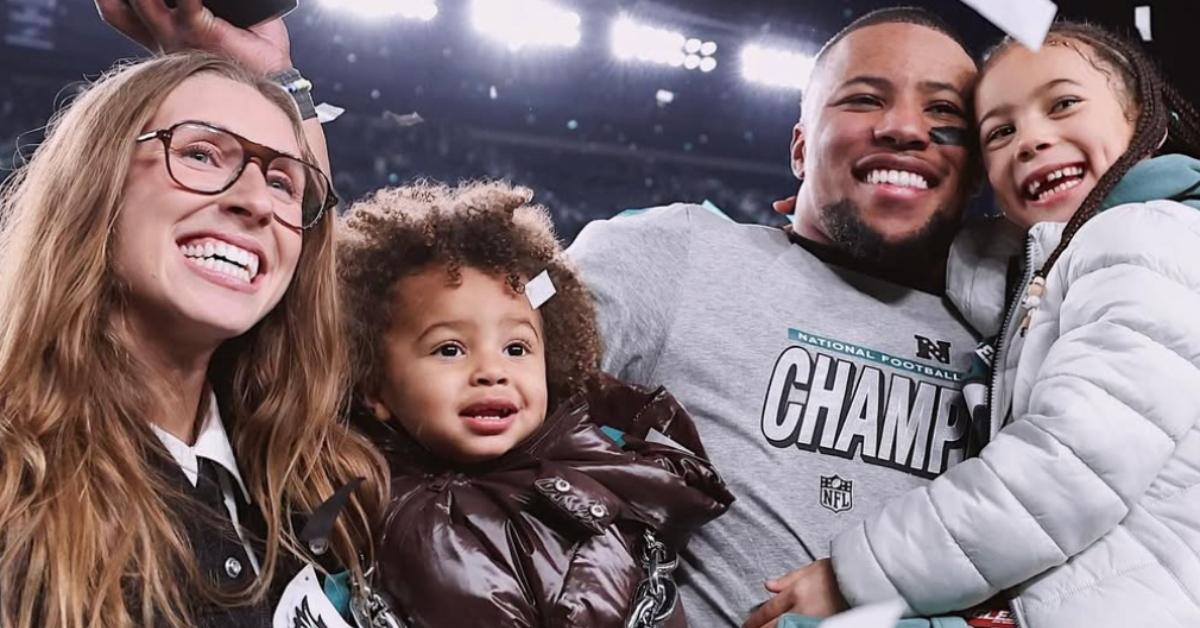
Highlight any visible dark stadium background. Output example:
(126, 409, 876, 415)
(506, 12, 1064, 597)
(0, 0, 1187, 238)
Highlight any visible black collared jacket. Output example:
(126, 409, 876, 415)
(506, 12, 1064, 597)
(151, 453, 307, 627)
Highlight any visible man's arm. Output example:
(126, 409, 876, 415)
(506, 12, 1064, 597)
(95, 0, 330, 174)
(567, 205, 697, 387)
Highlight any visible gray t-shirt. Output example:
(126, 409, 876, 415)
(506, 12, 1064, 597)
(568, 204, 978, 626)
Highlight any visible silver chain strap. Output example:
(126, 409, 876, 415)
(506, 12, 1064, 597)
(350, 566, 407, 628)
(625, 529, 679, 628)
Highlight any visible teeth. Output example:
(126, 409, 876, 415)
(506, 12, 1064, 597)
(1034, 176, 1082, 202)
(179, 239, 259, 282)
(465, 414, 506, 421)
(1027, 166, 1085, 197)
(865, 168, 928, 190)
(198, 257, 251, 282)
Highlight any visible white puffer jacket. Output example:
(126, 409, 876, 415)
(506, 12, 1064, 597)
(830, 200, 1200, 627)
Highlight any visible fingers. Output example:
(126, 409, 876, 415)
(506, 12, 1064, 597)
(174, 0, 205, 15)
(94, 0, 157, 49)
(741, 593, 792, 628)
(127, 0, 221, 49)
(765, 566, 808, 593)
(772, 195, 797, 215)
(127, 0, 176, 39)
(171, 0, 222, 36)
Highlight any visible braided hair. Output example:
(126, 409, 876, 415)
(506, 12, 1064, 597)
(983, 21, 1200, 279)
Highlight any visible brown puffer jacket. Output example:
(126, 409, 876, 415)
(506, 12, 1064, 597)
(365, 378, 734, 628)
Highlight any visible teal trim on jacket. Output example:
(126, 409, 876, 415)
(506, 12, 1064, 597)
(778, 613, 968, 627)
(1100, 153, 1200, 211)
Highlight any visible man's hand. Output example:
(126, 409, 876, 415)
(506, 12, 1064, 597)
(741, 559, 849, 628)
(95, 0, 292, 74)
(95, 0, 331, 176)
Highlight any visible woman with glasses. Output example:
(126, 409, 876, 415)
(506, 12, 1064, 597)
(0, 49, 386, 626)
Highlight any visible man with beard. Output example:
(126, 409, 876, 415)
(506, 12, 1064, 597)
(568, 8, 981, 626)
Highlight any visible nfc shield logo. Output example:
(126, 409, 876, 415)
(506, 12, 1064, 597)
(819, 475, 853, 513)
(914, 334, 952, 364)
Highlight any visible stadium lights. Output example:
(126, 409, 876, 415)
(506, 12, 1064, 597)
(471, 0, 582, 51)
(611, 16, 718, 73)
(740, 43, 814, 90)
(321, 0, 439, 21)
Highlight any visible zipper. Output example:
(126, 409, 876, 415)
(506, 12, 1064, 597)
(986, 234, 1038, 438)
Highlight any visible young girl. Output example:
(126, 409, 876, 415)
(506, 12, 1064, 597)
(0, 53, 385, 627)
(816, 22, 1200, 628)
(338, 181, 734, 627)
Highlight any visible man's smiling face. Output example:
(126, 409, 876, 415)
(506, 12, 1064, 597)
(792, 22, 978, 266)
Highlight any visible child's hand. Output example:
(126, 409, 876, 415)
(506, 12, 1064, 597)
(95, 0, 293, 74)
(741, 558, 848, 628)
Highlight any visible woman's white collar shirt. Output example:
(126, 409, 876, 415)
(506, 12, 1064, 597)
(150, 392, 261, 575)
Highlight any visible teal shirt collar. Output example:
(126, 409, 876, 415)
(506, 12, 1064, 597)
(1100, 153, 1200, 211)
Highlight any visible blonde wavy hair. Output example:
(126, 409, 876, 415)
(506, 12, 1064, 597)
(0, 52, 385, 627)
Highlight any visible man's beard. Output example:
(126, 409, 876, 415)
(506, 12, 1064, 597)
(818, 198, 960, 276)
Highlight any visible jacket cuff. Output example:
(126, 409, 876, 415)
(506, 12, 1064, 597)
(830, 523, 913, 615)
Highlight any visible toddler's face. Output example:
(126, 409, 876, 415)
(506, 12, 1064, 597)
(370, 265, 548, 463)
(976, 40, 1136, 230)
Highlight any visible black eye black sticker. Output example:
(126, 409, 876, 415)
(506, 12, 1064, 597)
(930, 126, 971, 147)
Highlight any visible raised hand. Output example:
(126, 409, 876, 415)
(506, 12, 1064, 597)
(95, 0, 292, 74)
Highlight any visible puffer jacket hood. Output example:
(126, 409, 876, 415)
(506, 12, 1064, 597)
(363, 377, 733, 628)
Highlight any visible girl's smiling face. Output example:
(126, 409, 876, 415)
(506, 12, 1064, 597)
(976, 40, 1137, 230)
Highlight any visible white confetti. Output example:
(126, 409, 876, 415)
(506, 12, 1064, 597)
(645, 428, 695, 455)
(315, 102, 345, 124)
(384, 110, 425, 127)
(1135, 6, 1152, 41)
(525, 270, 556, 309)
(959, 0, 1058, 51)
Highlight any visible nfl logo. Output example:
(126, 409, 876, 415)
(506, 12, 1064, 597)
(820, 475, 853, 513)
